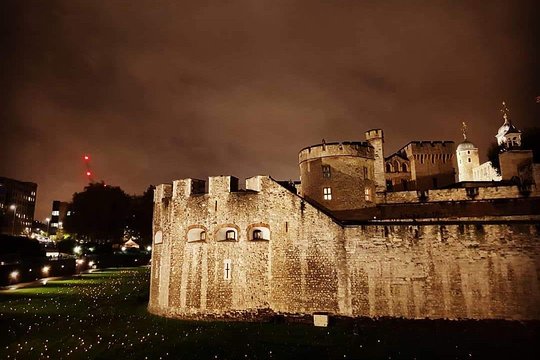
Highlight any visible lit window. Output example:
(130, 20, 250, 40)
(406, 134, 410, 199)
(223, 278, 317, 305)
(225, 230, 236, 240)
(52, 210, 59, 216)
(323, 187, 332, 200)
(365, 187, 372, 202)
(322, 165, 331, 178)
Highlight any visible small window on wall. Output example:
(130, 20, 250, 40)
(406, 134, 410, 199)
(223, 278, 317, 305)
(322, 165, 331, 178)
(249, 226, 270, 241)
(365, 187, 372, 202)
(225, 230, 236, 240)
(402, 163, 408, 172)
(363, 166, 368, 179)
(187, 227, 207, 242)
(154, 231, 163, 244)
(323, 187, 332, 200)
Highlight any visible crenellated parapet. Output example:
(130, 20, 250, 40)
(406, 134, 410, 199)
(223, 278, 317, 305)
(154, 183, 173, 203)
(299, 141, 373, 164)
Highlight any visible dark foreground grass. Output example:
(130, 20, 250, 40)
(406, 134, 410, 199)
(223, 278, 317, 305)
(0, 268, 538, 360)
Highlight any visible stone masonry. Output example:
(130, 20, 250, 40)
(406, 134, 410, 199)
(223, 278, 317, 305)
(148, 175, 540, 320)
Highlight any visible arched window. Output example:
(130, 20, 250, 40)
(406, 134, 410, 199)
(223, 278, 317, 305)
(393, 161, 399, 172)
(226, 230, 236, 240)
(248, 225, 270, 241)
(402, 163, 408, 172)
(154, 231, 163, 244)
(386, 163, 392, 172)
(187, 227, 207, 242)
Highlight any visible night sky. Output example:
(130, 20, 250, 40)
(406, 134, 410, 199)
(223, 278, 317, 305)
(1, 0, 538, 221)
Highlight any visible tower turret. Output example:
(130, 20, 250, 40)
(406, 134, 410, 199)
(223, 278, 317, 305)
(298, 141, 376, 211)
(496, 101, 521, 149)
(456, 122, 479, 182)
(364, 129, 386, 192)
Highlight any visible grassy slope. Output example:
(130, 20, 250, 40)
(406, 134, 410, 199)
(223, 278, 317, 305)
(0, 267, 538, 359)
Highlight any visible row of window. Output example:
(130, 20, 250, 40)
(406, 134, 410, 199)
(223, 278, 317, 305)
(322, 187, 373, 201)
(154, 226, 271, 244)
(386, 162, 408, 173)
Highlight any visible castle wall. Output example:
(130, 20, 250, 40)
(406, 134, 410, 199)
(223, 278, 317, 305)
(499, 150, 533, 181)
(382, 185, 523, 203)
(344, 223, 540, 319)
(149, 176, 540, 320)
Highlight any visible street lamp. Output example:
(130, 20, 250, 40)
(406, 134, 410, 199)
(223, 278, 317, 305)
(45, 218, 50, 237)
(9, 205, 16, 235)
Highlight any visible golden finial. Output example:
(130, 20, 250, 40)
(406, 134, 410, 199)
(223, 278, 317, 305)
(500, 101, 510, 123)
(461, 121, 468, 140)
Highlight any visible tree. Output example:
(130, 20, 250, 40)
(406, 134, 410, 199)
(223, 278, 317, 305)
(126, 185, 155, 246)
(521, 127, 540, 163)
(486, 142, 502, 175)
(64, 182, 130, 243)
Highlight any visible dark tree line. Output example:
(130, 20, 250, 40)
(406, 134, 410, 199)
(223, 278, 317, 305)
(64, 182, 154, 245)
(486, 127, 540, 174)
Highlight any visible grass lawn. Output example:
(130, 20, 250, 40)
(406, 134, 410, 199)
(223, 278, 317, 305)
(0, 267, 538, 359)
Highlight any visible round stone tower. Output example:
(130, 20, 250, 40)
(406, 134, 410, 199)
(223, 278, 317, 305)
(456, 123, 479, 182)
(298, 141, 376, 211)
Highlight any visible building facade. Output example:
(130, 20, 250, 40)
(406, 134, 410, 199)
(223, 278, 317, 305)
(49, 200, 70, 236)
(0, 177, 37, 235)
(385, 141, 456, 191)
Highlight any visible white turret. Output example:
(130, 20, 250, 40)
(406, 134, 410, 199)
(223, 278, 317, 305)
(456, 122, 479, 182)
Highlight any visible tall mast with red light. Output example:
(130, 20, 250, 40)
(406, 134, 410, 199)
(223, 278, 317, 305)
(83, 154, 95, 183)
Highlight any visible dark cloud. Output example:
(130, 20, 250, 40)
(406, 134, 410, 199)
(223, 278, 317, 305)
(1, 0, 538, 220)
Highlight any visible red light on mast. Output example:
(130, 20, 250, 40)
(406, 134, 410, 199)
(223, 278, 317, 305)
(84, 155, 89, 161)
(86, 171, 91, 177)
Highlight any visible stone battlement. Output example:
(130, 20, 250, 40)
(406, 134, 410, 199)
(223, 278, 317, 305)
(156, 176, 269, 201)
(365, 128, 384, 140)
(403, 140, 455, 152)
(299, 142, 374, 163)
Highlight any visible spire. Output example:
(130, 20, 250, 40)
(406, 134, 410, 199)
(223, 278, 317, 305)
(461, 121, 468, 140)
(500, 101, 510, 124)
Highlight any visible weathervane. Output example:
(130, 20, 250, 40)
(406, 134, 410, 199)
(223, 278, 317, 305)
(461, 121, 468, 140)
(500, 101, 510, 124)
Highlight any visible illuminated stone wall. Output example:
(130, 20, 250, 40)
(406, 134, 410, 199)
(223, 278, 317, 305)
(148, 176, 540, 320)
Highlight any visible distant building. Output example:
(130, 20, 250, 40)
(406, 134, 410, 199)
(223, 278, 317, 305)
(0, 177, 37, 235)
(385, 140, 456, 191)
(469, 101, 531, 182)
(49, 201, 70, 236)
